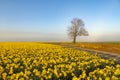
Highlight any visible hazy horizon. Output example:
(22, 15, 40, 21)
(0, 0, 120, 42)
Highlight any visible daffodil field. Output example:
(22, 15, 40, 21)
(0, 42, 120, 80)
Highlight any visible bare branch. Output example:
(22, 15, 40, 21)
(67, 18, 89, 43)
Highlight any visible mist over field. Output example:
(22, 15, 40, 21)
(0, 31, 120, 42)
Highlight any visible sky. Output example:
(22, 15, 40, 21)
(0, 0, 120, 42)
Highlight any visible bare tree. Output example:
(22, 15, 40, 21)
(68, 18, 89, 43)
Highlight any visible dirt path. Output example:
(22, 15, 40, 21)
(54, 44, 120, 64)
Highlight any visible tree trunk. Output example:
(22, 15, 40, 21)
(73, 36, 76, 43)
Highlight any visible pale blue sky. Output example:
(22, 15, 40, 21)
(0, 0, 120, 41)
